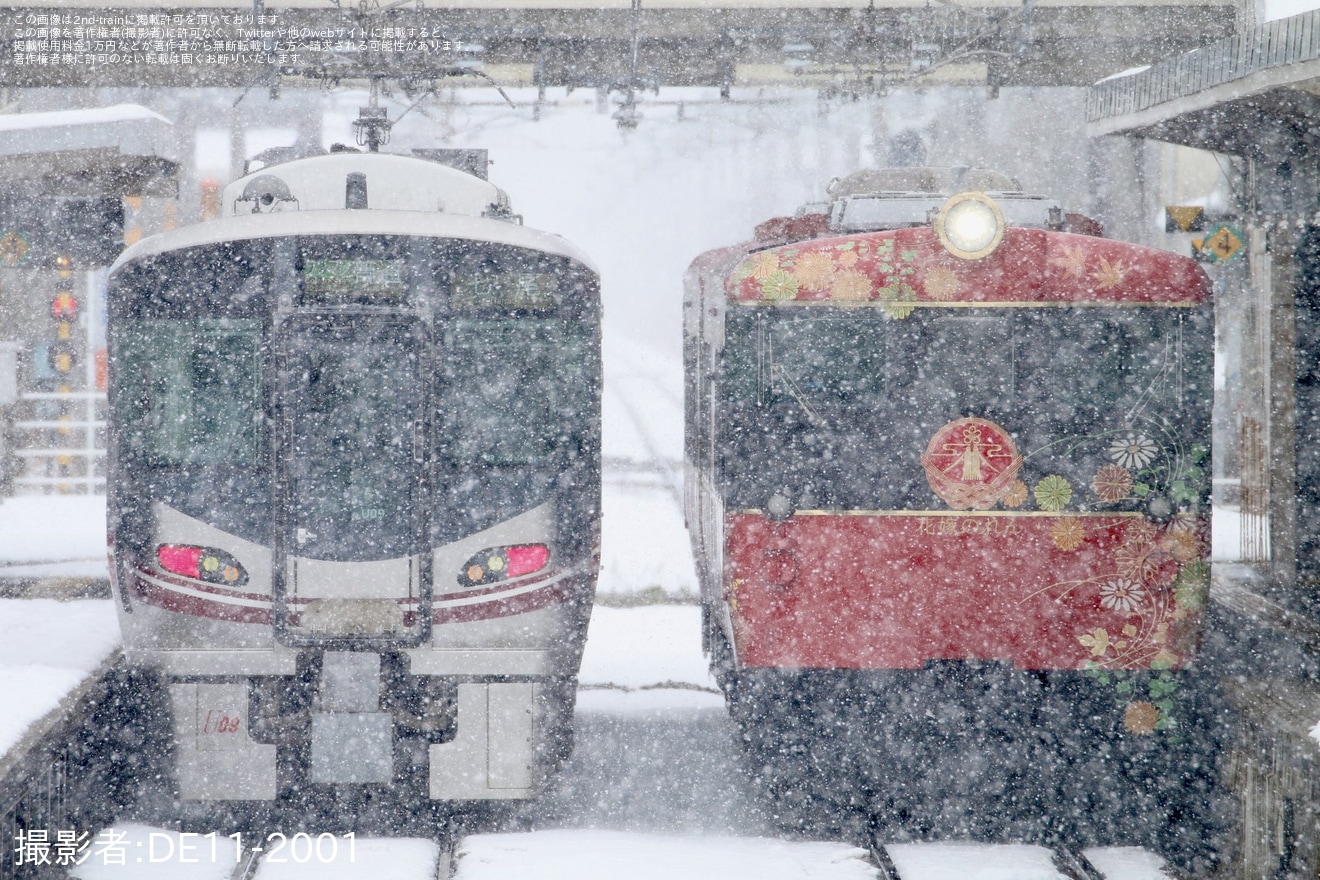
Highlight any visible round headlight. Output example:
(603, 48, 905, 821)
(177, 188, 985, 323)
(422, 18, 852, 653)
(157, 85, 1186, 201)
(934, 191, 1005, 260)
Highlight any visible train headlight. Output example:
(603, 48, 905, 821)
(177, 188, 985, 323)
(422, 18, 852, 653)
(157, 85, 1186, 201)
(934, 192, 1005, 260)
(459, 544, 550, 588)
(156, 544, 249, 586)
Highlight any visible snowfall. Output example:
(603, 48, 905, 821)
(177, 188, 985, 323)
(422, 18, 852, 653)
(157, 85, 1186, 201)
(0, 325, 1230, 878)
(0, 87, 1233, 878)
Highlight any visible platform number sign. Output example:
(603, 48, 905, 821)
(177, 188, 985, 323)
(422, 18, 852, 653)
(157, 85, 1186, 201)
(1198, 223, 1245, 264)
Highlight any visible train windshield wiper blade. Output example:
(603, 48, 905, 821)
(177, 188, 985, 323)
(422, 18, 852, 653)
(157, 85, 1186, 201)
(774, 365, 827, 428)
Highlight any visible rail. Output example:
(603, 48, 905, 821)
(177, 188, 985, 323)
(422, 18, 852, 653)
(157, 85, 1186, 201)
(1087, 9, 1320, 123)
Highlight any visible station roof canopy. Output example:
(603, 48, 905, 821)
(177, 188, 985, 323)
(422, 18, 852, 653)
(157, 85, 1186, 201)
(0, 103, 178, 197)
(1087, 8, 1320, 159)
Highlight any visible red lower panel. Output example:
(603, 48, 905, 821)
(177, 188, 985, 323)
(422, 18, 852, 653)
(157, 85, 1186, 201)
(725, 512, 1207, 671)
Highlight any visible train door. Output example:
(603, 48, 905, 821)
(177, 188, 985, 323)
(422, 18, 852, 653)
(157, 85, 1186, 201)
(272, 311, 432, 649)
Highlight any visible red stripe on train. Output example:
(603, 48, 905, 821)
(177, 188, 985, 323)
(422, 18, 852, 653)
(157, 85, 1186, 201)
(127, 567, 584, 626)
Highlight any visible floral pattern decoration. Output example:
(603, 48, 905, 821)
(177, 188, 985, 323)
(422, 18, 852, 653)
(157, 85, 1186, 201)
(730, 236, 925, 319)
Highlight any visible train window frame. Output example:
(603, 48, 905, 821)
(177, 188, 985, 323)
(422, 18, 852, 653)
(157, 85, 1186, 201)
(110, 316, 264, 468)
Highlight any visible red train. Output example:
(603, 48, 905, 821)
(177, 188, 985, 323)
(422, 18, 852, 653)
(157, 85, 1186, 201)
(683, 168, 1219, 864)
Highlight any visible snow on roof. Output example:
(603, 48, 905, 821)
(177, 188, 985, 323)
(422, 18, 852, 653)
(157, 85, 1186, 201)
(0, 599, 119, 760)
(1094, 65, 1153, 85)
(0, 102, 170, 132)
(0, 102, 176, 163)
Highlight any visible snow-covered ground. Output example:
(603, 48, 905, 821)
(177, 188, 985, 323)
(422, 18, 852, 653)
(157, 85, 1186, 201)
(0, 599, 118, 757)
(64, 827, 1173, 879)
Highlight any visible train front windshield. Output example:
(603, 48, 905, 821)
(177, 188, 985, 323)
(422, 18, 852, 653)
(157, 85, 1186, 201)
(109, 235, 598, 558)
(719, 305, 1213, 511)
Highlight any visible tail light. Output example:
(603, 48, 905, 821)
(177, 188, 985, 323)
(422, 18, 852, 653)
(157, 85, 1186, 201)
(157, 544, 249, 586)
(459, 544, 550, 588)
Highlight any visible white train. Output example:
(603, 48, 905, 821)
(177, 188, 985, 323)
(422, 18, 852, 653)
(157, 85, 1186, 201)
(105, 148, 601, 806)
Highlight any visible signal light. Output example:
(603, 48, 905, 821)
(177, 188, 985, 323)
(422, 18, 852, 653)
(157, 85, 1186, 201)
(458, 544, 550, 588)
(47, 342, 75, 374)
(51, 291, 78, 320)
(157, 544, 249, 586)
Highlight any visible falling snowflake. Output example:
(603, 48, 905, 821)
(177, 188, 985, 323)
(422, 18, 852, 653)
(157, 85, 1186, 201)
(1108, 433, 1157, 469)
(1098, 578, 1148, 613)
(1033, 475, 1072, 511)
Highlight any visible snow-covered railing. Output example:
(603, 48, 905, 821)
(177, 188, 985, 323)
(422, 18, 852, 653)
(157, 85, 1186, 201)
(1087, 9, 1320, 123)
(10, 391, 106, 496)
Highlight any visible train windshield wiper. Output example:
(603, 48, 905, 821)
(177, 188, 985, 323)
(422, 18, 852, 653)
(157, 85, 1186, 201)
(773, 365, 828, 429)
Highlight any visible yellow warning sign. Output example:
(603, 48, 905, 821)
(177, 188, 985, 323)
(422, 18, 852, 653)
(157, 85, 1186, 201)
(1202, 223, 1245, 263)
(1165, 206, 1205, 233)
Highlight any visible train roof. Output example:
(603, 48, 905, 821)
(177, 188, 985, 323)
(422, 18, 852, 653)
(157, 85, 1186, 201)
(220, 152, 510, 218)
(826, 166, 1023, 199)
(718, 226, 1210, 308)
(109, 196, 596, 278)
(111, 150, 596, 276)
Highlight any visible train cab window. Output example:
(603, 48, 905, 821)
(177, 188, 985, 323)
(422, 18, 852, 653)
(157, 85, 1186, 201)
(112, 318, 262, 466)
(1016, 310, 1207, 421)
(434, 249, 594, 469)
(725, 311, 887, 413)
(437, 319, 588, 467)
(906, 316, 1014, 415)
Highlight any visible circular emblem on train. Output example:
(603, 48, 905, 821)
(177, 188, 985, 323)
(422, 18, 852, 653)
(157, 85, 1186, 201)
(921, 417, 1024, 510)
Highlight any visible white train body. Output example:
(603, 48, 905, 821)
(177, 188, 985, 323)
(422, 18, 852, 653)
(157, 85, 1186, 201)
(106, 151, 601, 803)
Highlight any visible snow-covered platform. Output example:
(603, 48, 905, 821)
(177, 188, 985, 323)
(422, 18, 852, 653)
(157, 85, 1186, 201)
(0, 599, 119, 764)
(0, 494, 110, 585)
(57, 830, 1179, 880)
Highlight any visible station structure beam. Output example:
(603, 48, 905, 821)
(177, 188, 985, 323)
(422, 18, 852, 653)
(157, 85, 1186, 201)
(0, 0, 1238, 90)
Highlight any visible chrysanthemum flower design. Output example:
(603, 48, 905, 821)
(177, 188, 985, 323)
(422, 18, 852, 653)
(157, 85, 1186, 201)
(1050, 517, 1085, 551)
(746, 250, 781, 280)
(1091, 464, 1134, 503)
(830, 269, 872, 302)
(1159, 528, 1201, 562)
(792, 251, 836, 291)
(923, 266, 960, 301)
(1033, 475, 1073, 511)
(1108, 433, 1157, 470)
(1002, 480, 1028, 509)
(760, 269, 800, 301)
(1123, 701, 1161, 735)
(1115, 543, 1160, 584)
(1098, 578, 1148, 613)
